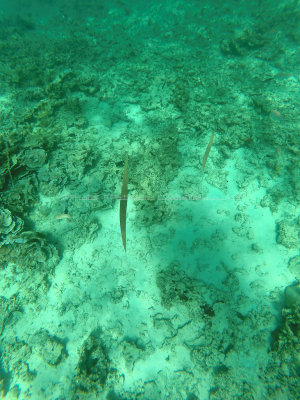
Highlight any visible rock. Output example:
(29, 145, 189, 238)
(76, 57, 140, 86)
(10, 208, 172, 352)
(285, 284, 300, 309)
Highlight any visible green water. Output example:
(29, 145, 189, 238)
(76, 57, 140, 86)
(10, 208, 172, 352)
(0, 1, 299, 399)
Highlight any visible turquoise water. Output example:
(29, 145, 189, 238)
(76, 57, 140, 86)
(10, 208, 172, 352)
(0, 1, 299, 399)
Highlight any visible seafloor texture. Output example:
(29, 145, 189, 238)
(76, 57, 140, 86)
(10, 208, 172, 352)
(0, 0, 299, 399)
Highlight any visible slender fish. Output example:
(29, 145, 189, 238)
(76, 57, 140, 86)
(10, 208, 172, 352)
(202, 133, 215, 171)
(120, 152, 128, 251)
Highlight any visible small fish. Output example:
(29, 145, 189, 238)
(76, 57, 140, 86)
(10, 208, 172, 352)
(54, 213, 72, 220)
(275, 72, 297, 81)
(270, 110, 284, 120)
(276, 147, 281, 157)
(120, 152, 128, 252)
(202, 133, 215, 171)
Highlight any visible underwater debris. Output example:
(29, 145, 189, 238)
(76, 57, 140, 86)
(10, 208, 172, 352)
(119, 152, 128, 251)
(202, 133, 215, 171)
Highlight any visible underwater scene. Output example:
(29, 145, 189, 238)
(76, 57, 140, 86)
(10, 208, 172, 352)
(0, 0, 299, 399)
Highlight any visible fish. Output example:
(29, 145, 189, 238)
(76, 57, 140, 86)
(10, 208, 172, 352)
(276, 147, 281, 157)
(202, 133, 215, 171)
(54, 213, 72, 220)
(120, 152, 128, 252)
(270, 110, 284, 120)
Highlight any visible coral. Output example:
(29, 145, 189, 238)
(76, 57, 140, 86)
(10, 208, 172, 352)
(31, 329, 67, 366)
(288, 255, 300, 279)
(73, 328, 110, 395)
(276, 219, 300, 249)
(0, 208, 23, 247)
